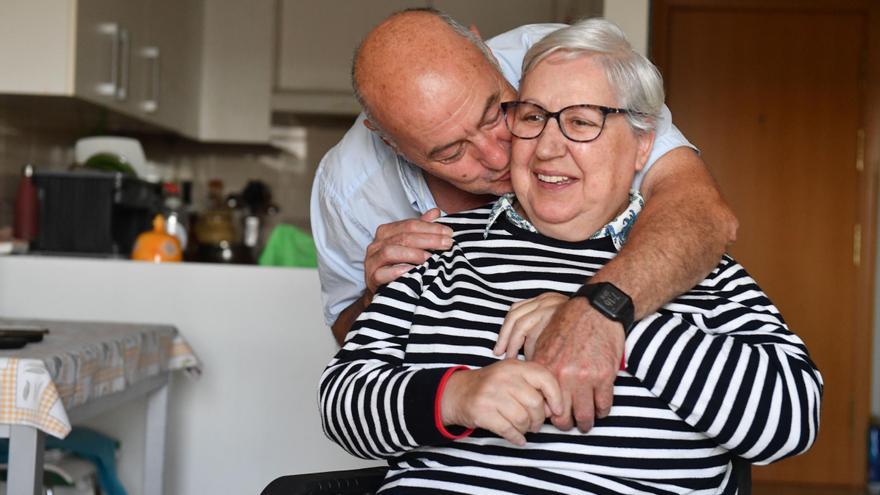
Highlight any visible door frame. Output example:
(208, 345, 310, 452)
(650, 0, 880, 487)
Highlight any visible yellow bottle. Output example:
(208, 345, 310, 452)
(132, 214, 183, 262)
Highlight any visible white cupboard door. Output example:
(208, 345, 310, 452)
(276, 0, 423, 94)
(75, 0, 147, 115)
(432, 0, 558, 40)
(141, 0, 202, 135)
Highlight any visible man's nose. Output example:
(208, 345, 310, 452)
(475, 124, 511, 170)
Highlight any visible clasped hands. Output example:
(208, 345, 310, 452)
(441, 294, 625, 445)
(365, 212, 626, 446)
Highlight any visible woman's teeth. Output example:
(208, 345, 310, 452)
(537, 174, 572, 184)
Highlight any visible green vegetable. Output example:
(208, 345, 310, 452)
(83, 153, 136, 176)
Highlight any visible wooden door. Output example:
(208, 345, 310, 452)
(652, 0, 880, 487)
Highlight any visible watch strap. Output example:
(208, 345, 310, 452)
(572, 282, 635, 333)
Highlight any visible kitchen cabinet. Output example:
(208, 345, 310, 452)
(271, 0, 600, 115)
(73, 0, 147, 116)
(273, 0, 422, 115)
(0, 0, 273, 143)
(140, 0, 203, 135)
(0, 0, 168, 125)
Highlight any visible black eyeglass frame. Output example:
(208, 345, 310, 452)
(500, 101, 635, 143)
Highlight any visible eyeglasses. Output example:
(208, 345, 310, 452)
(501, 101, 633, 143)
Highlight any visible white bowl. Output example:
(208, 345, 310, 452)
(75, 136, 147, 177)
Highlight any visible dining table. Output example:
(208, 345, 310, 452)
(0, 317, 199, 495)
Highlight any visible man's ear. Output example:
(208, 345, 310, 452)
(362, 119, 396, 150)
(468, 24, 482, 40)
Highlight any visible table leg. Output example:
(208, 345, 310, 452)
(7, 425, 45, 495)
(143, 382, 169, 495)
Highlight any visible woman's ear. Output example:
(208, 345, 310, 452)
(634, 131, 655, 172)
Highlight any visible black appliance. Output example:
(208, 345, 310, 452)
(32, 170, 161, 256)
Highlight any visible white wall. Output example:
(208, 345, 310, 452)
(603, 0, 650, 56)
(0, 257, 377, 495)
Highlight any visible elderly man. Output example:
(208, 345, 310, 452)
(310, 9, 737, 432)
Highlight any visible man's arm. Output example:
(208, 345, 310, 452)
(532, 148, 738, 432)
(331, 291, 373, 344)
(594, 147, 737, 316)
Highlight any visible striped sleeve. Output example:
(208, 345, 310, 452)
(625, 256, 823, 465)
(319, 264, 459, 460)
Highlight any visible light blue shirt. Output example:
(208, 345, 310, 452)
(310, 24, 694, 326)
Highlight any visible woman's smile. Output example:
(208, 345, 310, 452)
(535, 172, 577, 186)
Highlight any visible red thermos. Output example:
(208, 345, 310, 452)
(13, 164, 39, 242)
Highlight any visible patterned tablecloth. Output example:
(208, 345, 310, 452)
(0, 318, 200, 439)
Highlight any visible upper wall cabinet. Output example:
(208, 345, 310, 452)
(0, 0, 273, 143)
(271, 0, 597, 116)
(273, 0, 422, 115)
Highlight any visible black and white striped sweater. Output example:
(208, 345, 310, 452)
(319, 206, 823, 495)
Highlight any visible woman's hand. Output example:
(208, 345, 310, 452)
(439, 360, 564, 446)
(494, 292, 569, 359)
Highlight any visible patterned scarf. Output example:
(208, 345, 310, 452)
(483, 191, 645, 250)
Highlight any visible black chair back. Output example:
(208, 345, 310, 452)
(261, 460, 751, 495)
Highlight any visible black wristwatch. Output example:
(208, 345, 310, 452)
(572, 282, 635, 332)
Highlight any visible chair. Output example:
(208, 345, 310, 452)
(262, 460, 751, 495)
(260, 466, 388, 495)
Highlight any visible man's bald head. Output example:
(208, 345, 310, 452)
(351, 8, 502, 147)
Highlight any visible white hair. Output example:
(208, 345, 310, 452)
(522, 18, 664, 133)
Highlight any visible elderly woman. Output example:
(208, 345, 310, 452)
(320, 18, 822, 495)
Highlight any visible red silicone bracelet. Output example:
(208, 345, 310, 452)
(434, 366, 475, 440)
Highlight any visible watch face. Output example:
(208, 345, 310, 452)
(596, 286, 628, 314)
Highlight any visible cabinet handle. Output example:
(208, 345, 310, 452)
(96, 23, 120, 97)
(140, 47, 160, 113)
(116, 27, 130, 101)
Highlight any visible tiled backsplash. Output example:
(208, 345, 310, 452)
(0, 96, 354, 233)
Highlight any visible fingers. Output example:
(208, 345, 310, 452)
(371, 264, 415, 288)
(420, 208, 442, 222)
(374, 216, 453, 244)
(521, 364, 563, 418)
(551, 391, 575, 431)
(365, 216, 454, 292)
(594, 381, 615, 419)
(495, 298, 541, 356)
(495, 293, 566, 357)
(571, 385, 596, 433)
(451, 361, 564, 447)
(366, 233, 452, 258)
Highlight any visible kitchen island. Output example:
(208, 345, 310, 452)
(0, 256, 377, 495)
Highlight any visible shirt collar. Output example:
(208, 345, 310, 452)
(483, 191, 645, 250)
(395, 155, 439, 213)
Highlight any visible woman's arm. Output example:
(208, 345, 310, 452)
(320, 272, 455, 459)
(626, 256, 823, 464)
(320, 265, 563, 458)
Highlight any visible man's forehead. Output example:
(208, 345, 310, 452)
(388, 66, 505, 137)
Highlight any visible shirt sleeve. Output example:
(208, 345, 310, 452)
(624, 256, 823, 465)
(318, 263, 460, 460)
(310, 144, 375, 327)
(632, 105, 696, 191)
(486, 23, 567, 89)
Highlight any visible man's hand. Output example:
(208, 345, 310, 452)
(494, 292, 568, 359)
(364, 208, 453, 293)
(441, 360, 564, 446)
(531, 297, 624, 433)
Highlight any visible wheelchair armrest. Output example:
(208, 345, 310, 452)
(261, 466, 388, 495)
